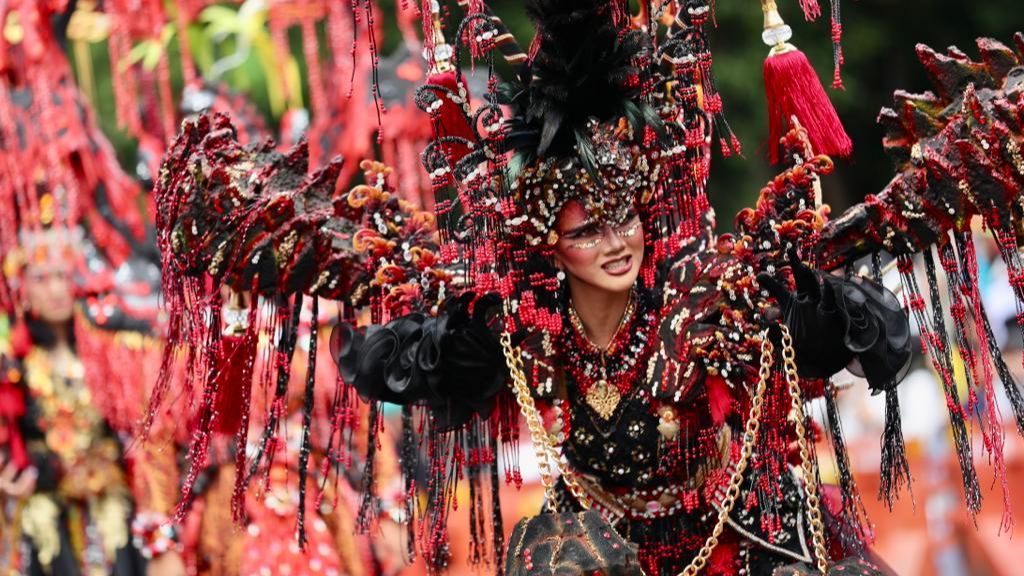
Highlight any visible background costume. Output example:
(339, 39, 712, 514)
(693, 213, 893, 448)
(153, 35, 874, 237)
(0, 4, 174, 573)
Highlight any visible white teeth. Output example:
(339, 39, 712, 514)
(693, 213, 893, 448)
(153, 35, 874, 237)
(603, 256, 631, 272)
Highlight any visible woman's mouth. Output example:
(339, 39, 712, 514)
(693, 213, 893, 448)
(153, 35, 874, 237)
(602, 255, 633, 276)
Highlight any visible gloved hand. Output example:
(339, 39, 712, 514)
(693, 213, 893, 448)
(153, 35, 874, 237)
(757, 252, 852, 381)
(758, 253, 912, 393)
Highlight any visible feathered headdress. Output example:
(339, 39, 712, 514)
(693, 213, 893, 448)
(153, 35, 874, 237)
(500, 0, 671, 246)
(503, 0, 660, 167)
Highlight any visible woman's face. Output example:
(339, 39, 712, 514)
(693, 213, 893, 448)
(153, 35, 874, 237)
(23, 258, 75, 325)
(552, 200, 644, 296)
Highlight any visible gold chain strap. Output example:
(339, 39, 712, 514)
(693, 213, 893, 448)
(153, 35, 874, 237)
(501, 332, 593, 508)
(678, 331, 773, 576)
(501, 326, 829, 576)
(781, 325, 830, 575)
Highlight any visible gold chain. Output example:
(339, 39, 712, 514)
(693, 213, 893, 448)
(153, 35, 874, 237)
(678, 331, 772, 576)
(501, 332, 592, 508)
(503, 326, 829, 576)
(781, 326, 830, 575)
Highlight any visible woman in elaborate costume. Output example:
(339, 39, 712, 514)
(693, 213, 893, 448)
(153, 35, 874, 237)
(0, 224, 173, 576)
(152, 1, 1024, 574)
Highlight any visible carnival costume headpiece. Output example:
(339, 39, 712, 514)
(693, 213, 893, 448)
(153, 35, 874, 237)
(414, 0, 719, 341)
(500, 0, 662, 245)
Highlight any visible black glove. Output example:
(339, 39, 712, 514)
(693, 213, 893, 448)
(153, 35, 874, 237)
(758, 254, 912, 393)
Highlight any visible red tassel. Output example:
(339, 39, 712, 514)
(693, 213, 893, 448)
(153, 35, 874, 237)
(0, 378, 29, 469)
(10, 316, 32, 359)
(764, 48, 852, 163)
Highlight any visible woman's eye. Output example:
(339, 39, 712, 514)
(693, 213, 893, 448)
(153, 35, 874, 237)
(616, 216, 641, 234)
(567, 227, 599, 239)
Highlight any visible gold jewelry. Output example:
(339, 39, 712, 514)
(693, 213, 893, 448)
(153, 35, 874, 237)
(584, 379, 621, 420)
(568, 293, 636, 419)
(679, 326, 831, 576)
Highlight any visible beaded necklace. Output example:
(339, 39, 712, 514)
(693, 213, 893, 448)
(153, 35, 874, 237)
(563, 292, 655, 419)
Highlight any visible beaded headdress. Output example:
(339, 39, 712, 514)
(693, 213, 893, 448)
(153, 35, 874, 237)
(417, 0, 717, 335)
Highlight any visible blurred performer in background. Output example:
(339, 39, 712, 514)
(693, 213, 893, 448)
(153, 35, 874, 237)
(0, 2, 182, 575)
(0, 220, 179, 576)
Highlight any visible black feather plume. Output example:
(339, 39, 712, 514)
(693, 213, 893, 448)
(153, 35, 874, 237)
(502, 0, 658, 170)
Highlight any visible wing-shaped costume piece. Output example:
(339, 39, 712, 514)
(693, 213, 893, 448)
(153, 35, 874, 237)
(158, 112, 444, 305)
(815, 37, 1024, 269)
(803, 36, 1024, 523)
(151, 113, 451, 532)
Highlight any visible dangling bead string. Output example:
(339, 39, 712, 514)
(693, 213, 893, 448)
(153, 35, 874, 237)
(828, 0, 845, 88)
(467, 425, 483, 565)
(498, 393, 521, 489)
(488, 430, 505, 576)
(246, 294, 304, 484)
(174, 288, 224, 521)
(958, 243, 1024, 436)
(326, 2, 355, 101)
(937, 243, 984, 414)
(296, 298, 319, 549)
(356, 401, 382, 532)
(362, 0, 386, 142)
(400, 406, 418, 559)
(955, 231, 1024, 437)
(944, 237, 1015, 531)
(230, 282, 262, 523)
(879, 386, 912, 511)
(679, 0, 742, 155)
(318, 358, 361, 517)
(990, 228, 1024, 366)
(896, 254, 977, 511)
(824, 380, 873, 544)
(922, 251, 983, 514)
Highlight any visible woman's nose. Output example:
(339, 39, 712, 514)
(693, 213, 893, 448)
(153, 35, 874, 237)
(604, 224, 627, 250)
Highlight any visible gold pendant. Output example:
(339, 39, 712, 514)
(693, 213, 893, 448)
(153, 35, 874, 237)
(586, 380, 621, 420)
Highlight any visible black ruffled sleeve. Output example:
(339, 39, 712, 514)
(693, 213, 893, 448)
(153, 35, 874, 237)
(829, 274, 913, 392)
(330, 292, 508, 428)
(759, 261, 912, 393)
